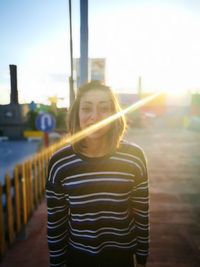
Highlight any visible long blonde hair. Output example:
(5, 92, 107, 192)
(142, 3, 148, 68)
(68, 80, 126, 154)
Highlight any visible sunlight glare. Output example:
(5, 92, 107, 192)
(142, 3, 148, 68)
(51, 92, 162, 150)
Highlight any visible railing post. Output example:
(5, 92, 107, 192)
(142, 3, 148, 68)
(0, 183, 6, 260)
(21, 164, 28, 225)
(41, 153, 46, 193)
(14, 166, 21, 233)
(5, 173, 15, 244)
(33, 157, 38, 207)
(38, 155, 42, 201)
(29, 160, 34, 215)
(25, 162, 31, 217)
(44, 152, 48, 180)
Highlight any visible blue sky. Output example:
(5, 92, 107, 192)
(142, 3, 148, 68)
(0, 0, 72, 60)
(0, 0, 76, 105)
(1, 0, 200, 107)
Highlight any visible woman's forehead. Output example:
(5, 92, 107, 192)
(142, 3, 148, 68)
(80, 89, 111, 102)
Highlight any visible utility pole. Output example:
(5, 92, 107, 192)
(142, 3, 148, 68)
(80, 0, 88, 86)
(69, 0, 75, 106)
(138, 76, 142, 99)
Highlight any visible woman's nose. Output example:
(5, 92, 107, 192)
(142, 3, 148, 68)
(90, 108, 100, 121)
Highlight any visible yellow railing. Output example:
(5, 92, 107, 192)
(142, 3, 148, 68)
(0, 135, 68, 260)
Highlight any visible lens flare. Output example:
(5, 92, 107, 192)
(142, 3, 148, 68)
(66, 92, 162, 145)
(38, 92, 162, 158)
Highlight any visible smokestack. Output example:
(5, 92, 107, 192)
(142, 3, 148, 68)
(9, 64, 18, 104)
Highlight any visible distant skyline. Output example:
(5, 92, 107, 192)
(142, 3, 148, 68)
(1, 0, 200, 107)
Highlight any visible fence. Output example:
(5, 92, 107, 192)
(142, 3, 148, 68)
(0, 135, 68, 260)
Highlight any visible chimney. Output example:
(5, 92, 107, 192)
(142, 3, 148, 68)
(9, 64, 18, 104)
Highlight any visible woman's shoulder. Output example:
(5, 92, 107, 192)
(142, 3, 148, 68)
(120, 139, 144, 152)
(50, 144, 74, 163)
(119, 139, 146, 160)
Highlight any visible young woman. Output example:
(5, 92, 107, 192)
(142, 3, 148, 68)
(46, 81, 149, 267)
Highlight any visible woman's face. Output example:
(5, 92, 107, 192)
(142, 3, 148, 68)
(79, 89, 113, 140)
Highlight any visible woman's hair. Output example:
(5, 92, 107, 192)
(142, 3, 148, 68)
(68, 80, 126, 154)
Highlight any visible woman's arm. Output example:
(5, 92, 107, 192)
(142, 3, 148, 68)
(131, 149, 149, 265)
(46, 159, 69, 267)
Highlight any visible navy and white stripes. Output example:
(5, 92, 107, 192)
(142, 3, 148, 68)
(46, 141, 149, 266)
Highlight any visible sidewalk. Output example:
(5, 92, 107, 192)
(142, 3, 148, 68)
(0, 128, 200, 267)
(0, 200, 49, 267)
(129, 128, 200, 267)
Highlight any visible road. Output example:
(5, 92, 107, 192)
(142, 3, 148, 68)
(0, 127, 200, 267)
(0, 140, 39, 183)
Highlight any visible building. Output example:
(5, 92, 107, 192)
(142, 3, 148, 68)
(74, 58, 106, 88)
(0, 65, 28, 139)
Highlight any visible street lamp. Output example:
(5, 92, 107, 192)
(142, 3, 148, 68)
(68, 0, 75, 106)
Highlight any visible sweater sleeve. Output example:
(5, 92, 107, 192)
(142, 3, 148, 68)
(46, 158, 69, 267)
(131, 150, 149, 265)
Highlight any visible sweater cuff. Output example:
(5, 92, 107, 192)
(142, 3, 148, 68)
(136, 254, 148, 265)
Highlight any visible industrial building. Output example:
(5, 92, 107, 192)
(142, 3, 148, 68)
(0, 65, 28, 139)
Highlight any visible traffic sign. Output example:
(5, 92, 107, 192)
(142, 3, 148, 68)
(35, 113, 56, 132)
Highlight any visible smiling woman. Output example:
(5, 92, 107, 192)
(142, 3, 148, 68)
(68, 81, 125, 157)
(46, 80, 150, 267)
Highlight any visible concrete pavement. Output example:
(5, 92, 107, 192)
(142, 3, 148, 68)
(127, 128, 200, 267)
(0, 128, 200, 267)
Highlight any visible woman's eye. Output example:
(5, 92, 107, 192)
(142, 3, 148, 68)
(99, 106, 111, 113)
(82, 107, 91, 113)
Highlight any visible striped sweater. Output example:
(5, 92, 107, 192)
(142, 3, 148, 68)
(46, 141, 149, 267)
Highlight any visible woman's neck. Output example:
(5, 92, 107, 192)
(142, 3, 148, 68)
(81, 138, 109, 158)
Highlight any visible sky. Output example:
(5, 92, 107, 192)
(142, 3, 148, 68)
(1, 0, 200, 107)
